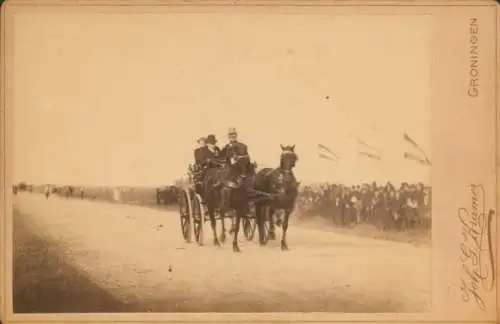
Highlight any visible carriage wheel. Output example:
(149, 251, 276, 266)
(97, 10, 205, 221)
(243, 202, 257, 241)
(259, 206, 272, 245)
(243, 217, 257, 241)
(179, 189, 192, 243)
(192, 193, 205, 245)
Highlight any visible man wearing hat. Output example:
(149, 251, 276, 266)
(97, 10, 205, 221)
(220, 127, 249, 165)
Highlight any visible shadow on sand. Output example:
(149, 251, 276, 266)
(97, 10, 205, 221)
(13, 209, 144, 313)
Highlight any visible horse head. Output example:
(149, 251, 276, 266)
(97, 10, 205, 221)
(280, 144, 298, 171)
(265, 145, 299, 199)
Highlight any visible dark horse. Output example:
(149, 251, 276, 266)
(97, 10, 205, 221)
(203, 154, 255, 252)
(254, 145, 299, 250)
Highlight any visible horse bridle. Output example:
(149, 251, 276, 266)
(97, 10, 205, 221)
(280, 150, 298, 160)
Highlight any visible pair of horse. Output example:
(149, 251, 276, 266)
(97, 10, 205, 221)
(202, 145, 299, 252)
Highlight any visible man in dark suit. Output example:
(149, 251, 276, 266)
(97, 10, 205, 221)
(219, 128, 254, 193)
(220, 127, 250, 165)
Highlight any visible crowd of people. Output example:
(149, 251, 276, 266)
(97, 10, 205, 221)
(297, 181, 431, 232)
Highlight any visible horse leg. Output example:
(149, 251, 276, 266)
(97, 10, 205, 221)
(207, 202, 220, 246)
(232, 208, 243, 253)
(219, 189, 228, 243)
(222, 189, 235, 235)
(219, 207, 228, 243)
(268, 208, 276, 240)
(281, 210, 291, 251)
(230, 215, 237, 234)
(228, 215, 235, 234)
(255, 203, 265, 246)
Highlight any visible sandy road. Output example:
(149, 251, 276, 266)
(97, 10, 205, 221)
(13, 192, 430, 313)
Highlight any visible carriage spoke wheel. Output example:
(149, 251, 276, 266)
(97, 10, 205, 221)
(260, 206, 272, 245)
(243, 217, 257, 241)
(179, 190, 191, 243)
(243, 202, 257, 241)
(193, 193, 204, 246)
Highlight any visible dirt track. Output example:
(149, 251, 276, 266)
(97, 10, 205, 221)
(12, 193, 430, 313)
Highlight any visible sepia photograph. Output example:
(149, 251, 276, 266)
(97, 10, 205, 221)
(1, 1, 497, 322)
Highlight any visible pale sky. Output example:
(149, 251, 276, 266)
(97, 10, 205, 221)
(11, 10, 431, 186)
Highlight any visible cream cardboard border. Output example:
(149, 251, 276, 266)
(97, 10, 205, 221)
(1, 1, 498, 323)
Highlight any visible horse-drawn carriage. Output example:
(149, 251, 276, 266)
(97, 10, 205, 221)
(179, 162, 260, 246)
(179, 144, 300, 252)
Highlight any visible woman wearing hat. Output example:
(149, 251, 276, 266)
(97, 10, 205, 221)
(194, 137, 207, 166)
(203, 134, 221, 167)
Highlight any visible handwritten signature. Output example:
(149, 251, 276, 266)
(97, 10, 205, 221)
(458, 184, 495, 311)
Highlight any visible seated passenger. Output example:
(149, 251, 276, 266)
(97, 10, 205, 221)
(202, 134, 222, 168)
(194, 137, 207, 168)
(219, 128, 254, 188)
(220, 127, 250, 165)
